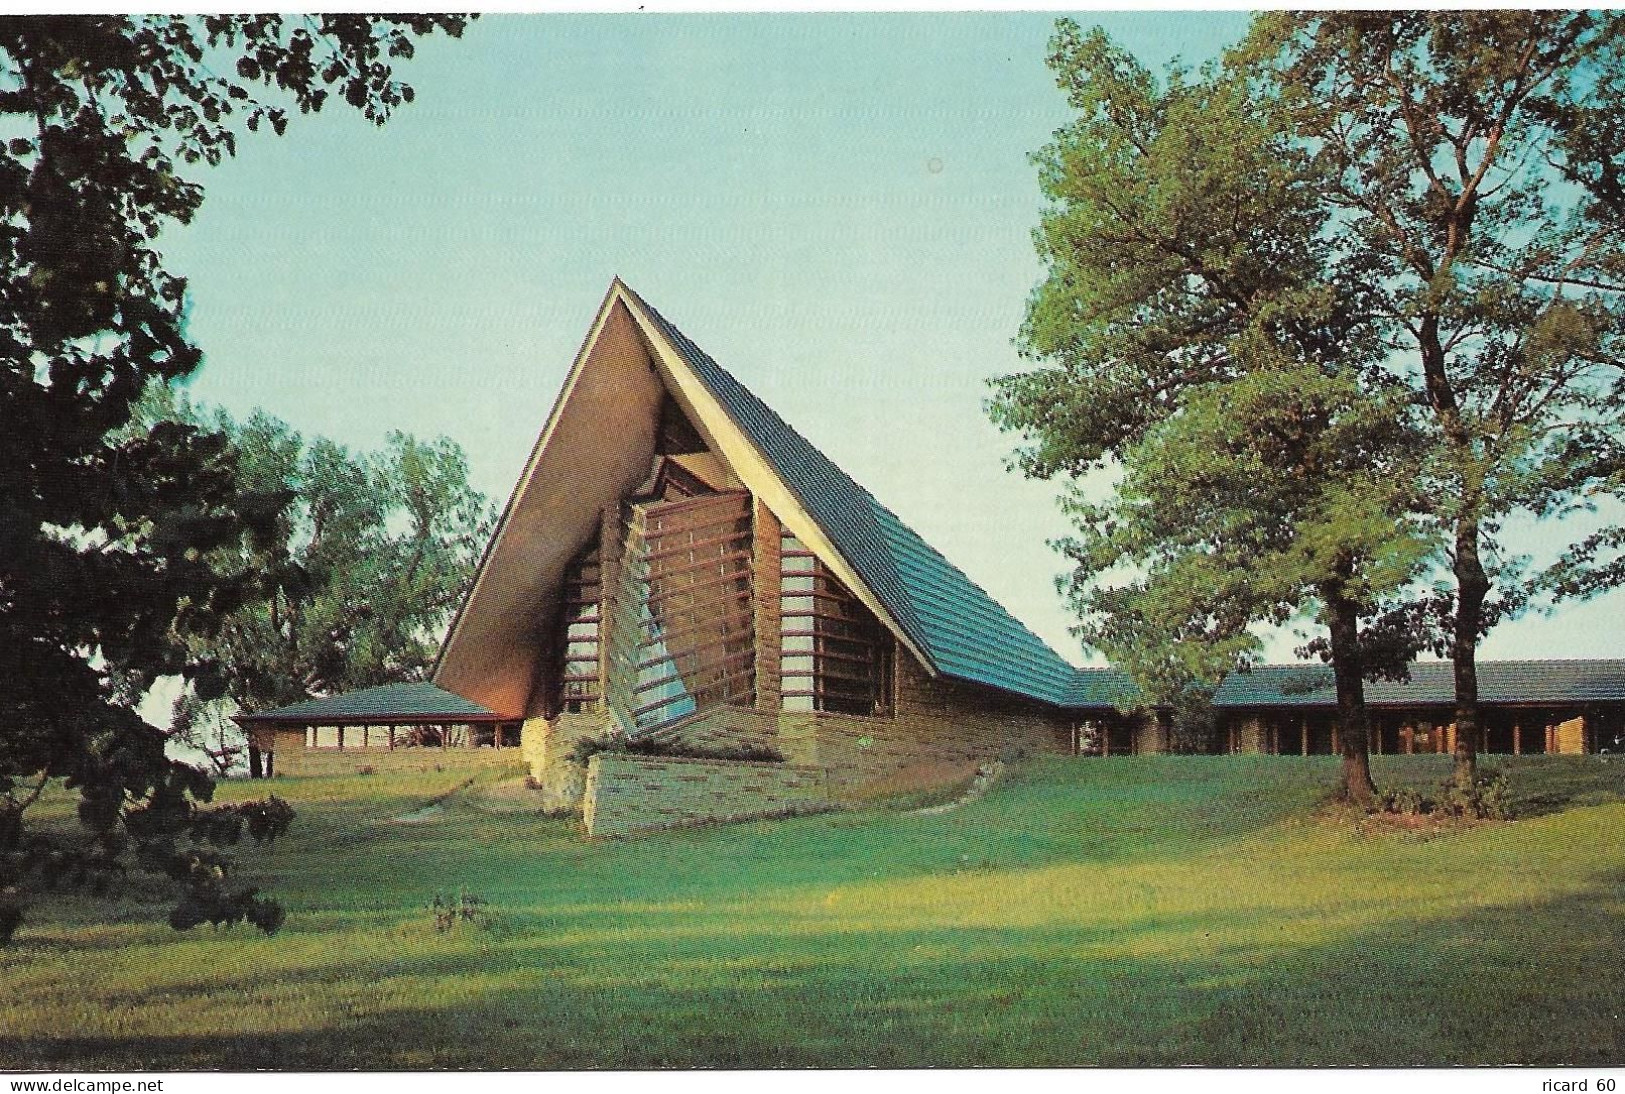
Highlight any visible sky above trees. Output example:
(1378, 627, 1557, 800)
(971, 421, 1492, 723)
(158, 13, 1624, 665)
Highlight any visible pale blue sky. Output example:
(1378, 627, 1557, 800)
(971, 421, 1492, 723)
(162, 13, 1624, 667)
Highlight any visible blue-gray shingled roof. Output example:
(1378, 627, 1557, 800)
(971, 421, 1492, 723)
(626, 287, 1091, 709)
(1213, 660, 1625, 708)
(1068, 667, 1145, 709)
(238, 681, 500, 723)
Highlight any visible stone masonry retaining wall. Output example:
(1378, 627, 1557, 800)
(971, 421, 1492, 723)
(582, 753, 830, 837)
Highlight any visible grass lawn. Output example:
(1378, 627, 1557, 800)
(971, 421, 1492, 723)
(3, 754, 1623, 1069)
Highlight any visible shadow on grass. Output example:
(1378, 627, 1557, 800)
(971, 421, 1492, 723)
(6, 866, 1622, 1071)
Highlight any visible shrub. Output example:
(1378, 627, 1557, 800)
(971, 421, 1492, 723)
(430, 889, 489, 932)
(1373, 769, 1510, 821)
(1377, 786, 1429, 816)
(623, 737, 785, 764)
(570, 733, 785, 766)
(568, 732, 623, 767)
(1436, 769, 1510, 820)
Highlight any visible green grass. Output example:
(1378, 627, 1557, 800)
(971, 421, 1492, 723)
(4, 755, 1624, 1069)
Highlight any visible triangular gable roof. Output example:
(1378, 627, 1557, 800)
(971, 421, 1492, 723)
(435, 279, 1085, 715)
(621, 286, 1081, 707)
(234, 682, 501, 726)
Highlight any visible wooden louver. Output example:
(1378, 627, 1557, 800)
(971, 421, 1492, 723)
(609, 490, 755, 732)
(780, 530, 893, 716)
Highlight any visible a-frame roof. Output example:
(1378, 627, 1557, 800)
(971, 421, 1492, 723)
(434, 280, 1084, 715)
(622, 284, 1082, 707)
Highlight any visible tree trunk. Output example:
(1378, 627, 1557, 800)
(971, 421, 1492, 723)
(1417, 315, 1489, 791)
(1451, 515, 1490, 790)
(247, 744, 263, 780)
(1323, 577, 1376, 807)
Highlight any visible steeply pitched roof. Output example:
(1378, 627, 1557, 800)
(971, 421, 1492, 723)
(236, 682, 502, 725)
(623, 285, 1085, 709)
(1213, 659, 1625, 709)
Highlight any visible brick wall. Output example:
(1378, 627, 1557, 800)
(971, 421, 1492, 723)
(267, 729, 525, 778)
(582, 753, 830, 837)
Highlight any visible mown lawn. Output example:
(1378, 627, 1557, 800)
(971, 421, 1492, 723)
(3, 755, 1623, 1069)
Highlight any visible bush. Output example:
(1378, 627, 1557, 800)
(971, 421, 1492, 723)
(1436, 769, 1510, 820)
(570, 733, 785, 766)
(1373, 769, 1510, 821)
(569, 732, 623, 767)
(1378, 786, 1429, 816)
(623, 737, 785, 763)
(430, 889, 489, 932)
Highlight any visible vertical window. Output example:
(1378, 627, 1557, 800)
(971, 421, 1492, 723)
(779, 531, 893, 716)
(554, 540, 602, 714)
(614, 491, 755, 732)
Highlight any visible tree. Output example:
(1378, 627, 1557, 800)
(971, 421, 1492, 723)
(0, 15, 469, 937)
(145, 394, 492, 777)
(1238, 13, 1625, 787)
(1064, 364, 1432, 801)
(989, 23, 1430, 803)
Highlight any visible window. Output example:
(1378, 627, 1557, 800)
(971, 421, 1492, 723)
(779, 531, 893, 716)
(552, 540, 602, 714)
(613, 491, 756, 732)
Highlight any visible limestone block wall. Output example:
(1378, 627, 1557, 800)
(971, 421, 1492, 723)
(1552, 715, 1586, 755)
(268, 729, 525, 778)
(1229, 717, 1270, 754)
(658, 705, 812, 763)
(799, 656, 1071, 790)
(583, 753, 829, 837)
(522, 710, 610, 811)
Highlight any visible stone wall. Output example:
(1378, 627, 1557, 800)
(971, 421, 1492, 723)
(267, 729, 525, 778)
(582, 753, 829, 837)
(796, 655, 1071, 790)
(518, 646, 1074, 812)
(1231, 717, 1269, 754)
(1552, 715, 1586, 755)
(522, 710, 610, 811)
